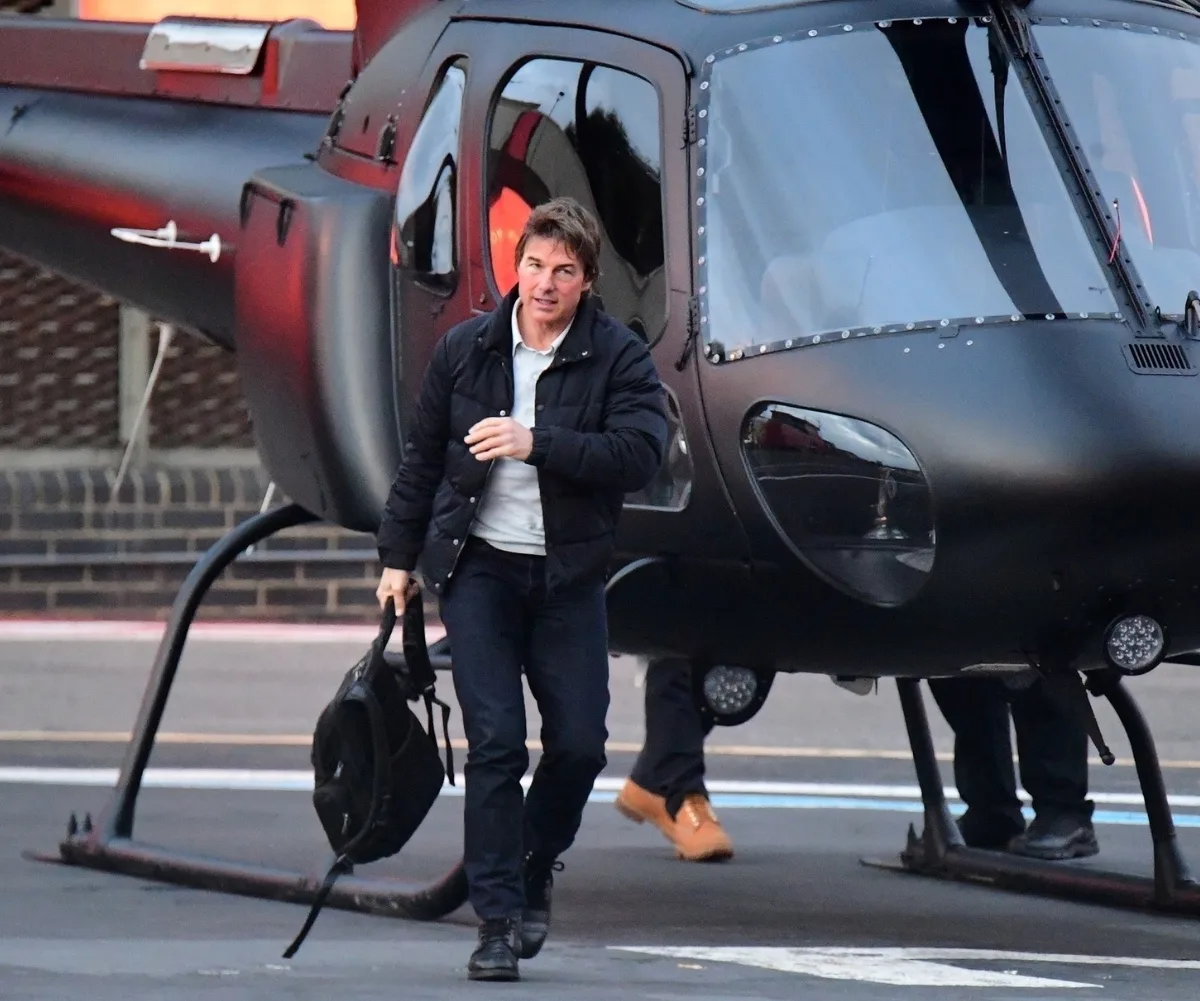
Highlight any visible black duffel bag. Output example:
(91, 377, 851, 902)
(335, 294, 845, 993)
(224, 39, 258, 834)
(283, 584, 454, 958)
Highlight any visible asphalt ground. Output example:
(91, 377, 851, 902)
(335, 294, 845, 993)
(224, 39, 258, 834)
(4, 626, 1200, 999)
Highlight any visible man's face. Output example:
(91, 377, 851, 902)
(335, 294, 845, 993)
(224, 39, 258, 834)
(516, 235, 593, 331)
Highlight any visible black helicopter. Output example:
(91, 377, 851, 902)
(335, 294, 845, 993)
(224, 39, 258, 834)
(6, 0, 1200, 927)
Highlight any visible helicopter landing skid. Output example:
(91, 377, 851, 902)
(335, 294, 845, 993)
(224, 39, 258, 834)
(861, 677, 1200, 915)
(39, 503, 469, 932)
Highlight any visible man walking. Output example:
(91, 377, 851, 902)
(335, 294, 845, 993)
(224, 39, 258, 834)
(376, 197, 668, 981)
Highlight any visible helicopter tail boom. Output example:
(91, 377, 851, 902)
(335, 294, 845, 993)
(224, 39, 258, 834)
(0, 17, 351, 346)
(0, 84, 331, 348)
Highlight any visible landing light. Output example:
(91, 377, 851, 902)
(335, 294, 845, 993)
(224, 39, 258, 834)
(1104, 614, 1166, 675)
(695, 664, 775, 726)
(703, 665, 758, 716)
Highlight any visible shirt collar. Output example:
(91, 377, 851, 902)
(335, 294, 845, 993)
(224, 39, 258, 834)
(512, 300, 573, 357)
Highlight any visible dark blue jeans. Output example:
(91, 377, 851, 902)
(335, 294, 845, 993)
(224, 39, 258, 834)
(630, 656, 713, 819)
(439, 536, 610, 920)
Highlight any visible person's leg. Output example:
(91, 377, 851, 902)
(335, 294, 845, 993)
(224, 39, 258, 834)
(928, 677, 1025, 848)
(628, 656, 711, 809)
(438, 540, 530, 979)
(620, 656, 732, 861)
(1008, 679, 1097, 859)
(517, 576, 610, 958)
(521, 577, 609, 857)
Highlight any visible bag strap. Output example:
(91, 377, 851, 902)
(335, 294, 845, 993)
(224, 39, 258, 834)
(282, 853, 352, 959)
(424, 690, 455, 786)
(363, 594, 398, 685)
(403, 584, 456, 786)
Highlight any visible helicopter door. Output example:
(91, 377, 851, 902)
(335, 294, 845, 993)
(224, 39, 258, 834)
(440, 20, 747, 562)
(390, 53, 473, 440)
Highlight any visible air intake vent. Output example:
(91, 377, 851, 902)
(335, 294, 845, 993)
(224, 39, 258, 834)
(1123, 341, 1196, 376)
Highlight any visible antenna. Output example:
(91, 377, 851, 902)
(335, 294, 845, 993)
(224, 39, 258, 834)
(110, 220, 222, 264)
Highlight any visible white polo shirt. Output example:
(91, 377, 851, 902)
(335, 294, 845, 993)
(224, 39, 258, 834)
(470, 301, 573, 555)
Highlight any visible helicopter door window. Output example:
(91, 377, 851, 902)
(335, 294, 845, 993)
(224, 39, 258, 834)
(486, 58, 667, 345)
(393, 57, 467, 294)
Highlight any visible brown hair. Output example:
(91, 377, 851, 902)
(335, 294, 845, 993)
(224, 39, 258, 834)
(514, 196, 602, 284)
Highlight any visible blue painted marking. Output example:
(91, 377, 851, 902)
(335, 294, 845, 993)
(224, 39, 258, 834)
(585, 790, 1200, 828)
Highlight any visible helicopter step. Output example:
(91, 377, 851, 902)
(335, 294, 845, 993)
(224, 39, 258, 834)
(862, 676, 1200, 914)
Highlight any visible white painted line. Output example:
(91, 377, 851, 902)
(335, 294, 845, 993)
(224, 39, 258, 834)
(0, 767, 312, 790)
(617, 945, 1200, 985)
(2, 768, 1198, 809)
(859, 947, 1200, 970)
(0, 620, 444, 644)
(694, 779, 1200, 810)
(4, 768, 1198, 828)
(613, 946, 1092, 988)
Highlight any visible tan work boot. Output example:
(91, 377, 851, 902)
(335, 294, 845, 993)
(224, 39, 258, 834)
(615, 780, 734, 862)
(671, 793, 734, 862)
(615, 778, 674, 840)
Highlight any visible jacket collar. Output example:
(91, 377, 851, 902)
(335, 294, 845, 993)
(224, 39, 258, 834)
(482, 287, 598, 364)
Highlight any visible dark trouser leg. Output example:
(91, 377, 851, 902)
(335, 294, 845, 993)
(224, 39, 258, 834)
(629, 657, 713, 819)
(521, 580, 610, 861)
(1010, 679, 1094, 822)
(927, 676, 1025, 846)
(440, 545, 530, 921)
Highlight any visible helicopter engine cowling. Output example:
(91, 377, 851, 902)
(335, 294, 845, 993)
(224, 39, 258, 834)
(234, 162, 399, 532)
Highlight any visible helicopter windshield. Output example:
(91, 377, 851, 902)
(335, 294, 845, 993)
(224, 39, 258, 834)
(698, 18, 1119, 358)
(1032, 19, 1200, 319)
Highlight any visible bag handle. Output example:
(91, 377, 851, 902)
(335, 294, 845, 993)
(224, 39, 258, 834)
(401, 584, 456, 785)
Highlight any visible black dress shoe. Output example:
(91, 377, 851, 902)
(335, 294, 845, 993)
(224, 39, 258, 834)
(1007, 813, 1099, 860)
(519, 854, 563, 960)
(467, 917, 521, 982)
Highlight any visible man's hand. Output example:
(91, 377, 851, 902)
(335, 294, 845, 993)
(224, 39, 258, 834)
(465, 417, 533, 462)
(376, 567, 411, 611)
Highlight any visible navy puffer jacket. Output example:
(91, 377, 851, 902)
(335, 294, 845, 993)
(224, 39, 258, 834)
(376, 288, 668, 596)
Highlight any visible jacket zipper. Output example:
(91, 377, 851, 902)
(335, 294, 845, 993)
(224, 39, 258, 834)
(445, 349, 514, 583)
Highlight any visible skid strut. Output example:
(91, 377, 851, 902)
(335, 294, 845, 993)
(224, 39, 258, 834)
(41, 504, 468, 924)
(863, 675, 1200, 913)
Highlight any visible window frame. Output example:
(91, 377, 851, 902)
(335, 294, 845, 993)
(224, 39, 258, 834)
(480, 53, 669, 342)
(392, 55, 470, 298)
(451, 24, 688, 337)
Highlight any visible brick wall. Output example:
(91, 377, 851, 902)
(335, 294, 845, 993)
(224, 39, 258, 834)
(0, 253, 399, 622)
(0, 251, 256, 450)
(0, 249, 395, 621)
(0, 253, 121, 448)
(0, 466, 385, 621)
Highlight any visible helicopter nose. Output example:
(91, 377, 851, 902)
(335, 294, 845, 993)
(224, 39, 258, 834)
(741, 402, 935, 609)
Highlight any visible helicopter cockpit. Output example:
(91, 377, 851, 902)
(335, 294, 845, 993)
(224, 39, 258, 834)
(695, 13, 1200, 362)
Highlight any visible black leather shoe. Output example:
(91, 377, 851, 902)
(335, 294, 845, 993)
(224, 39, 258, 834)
(467, 917, 521, 982)
(1007, 813, 1099, 860)
(519, 854, 563, 960)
